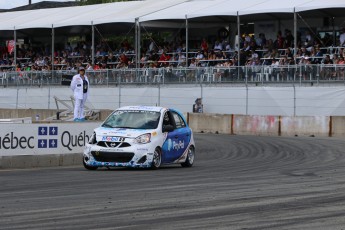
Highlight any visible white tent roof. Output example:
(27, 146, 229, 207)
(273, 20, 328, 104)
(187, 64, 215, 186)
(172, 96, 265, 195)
(187, 0, 267, 18)
(139, 0, 222, 21)
(0, 0, 187, 30)
(0, 0, 344, 30)
(295, 0, 345, 12)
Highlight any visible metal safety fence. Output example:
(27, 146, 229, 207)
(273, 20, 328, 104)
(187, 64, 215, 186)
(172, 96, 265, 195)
(0, 64, 345, 87)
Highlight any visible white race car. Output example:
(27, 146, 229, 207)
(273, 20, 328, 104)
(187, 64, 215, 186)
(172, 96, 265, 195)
(83, 106, 195, 170)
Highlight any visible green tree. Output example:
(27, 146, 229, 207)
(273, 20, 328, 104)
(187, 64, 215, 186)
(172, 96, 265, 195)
(77, 0, 135, 5)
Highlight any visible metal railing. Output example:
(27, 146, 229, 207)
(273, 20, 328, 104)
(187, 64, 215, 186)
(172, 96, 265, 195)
(1, 64, 345, 87)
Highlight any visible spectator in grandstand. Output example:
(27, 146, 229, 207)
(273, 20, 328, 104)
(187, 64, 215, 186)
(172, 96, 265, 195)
(339, 28, 345, 47)
(255, 33, 264, 49)
(297, 56, 312, 80)
(201, 38, 209, 51)
(223, 40, 232, 52)
(158, 51, 171, 67)
(300, 46, 311, 57)
(176, 52, 186, 67)
(71, 66, 89, 122)
(320, 54, 333, 79)
(214, 40, 223, 51)
(336, 56, 345, 80)
(284, 29, 294, 48)
(208, 50, 217, 66)
(186, 58, 197, 82)
(274, 30, 284, 49)
(195, 50, 204, 60)
(117, 53, 129, 67)
(304, 30, 314, 48)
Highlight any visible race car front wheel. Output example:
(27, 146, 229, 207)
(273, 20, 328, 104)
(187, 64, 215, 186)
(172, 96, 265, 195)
(83, 157, 98, 170)
(181, 146, 195, 167)
(151, 148, 162, 169)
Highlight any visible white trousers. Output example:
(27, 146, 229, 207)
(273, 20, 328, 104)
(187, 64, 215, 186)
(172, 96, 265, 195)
(74, 94, 87, 119)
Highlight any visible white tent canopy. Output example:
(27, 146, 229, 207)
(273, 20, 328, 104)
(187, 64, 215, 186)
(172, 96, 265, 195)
(0, 0, 345, 30)
(0, 0, 187, 30)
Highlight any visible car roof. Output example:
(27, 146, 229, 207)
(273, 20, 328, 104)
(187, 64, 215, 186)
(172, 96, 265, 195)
(117, 106, 166, 112)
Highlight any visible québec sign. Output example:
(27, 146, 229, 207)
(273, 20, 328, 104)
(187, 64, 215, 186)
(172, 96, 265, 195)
(0, 123, 100, 156)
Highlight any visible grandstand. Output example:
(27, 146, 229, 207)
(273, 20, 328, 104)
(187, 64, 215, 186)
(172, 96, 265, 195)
(1, 0, 345, 116)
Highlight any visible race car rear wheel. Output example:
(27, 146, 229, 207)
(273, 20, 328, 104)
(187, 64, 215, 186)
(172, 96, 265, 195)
(181, 146, 195, 167)
(83, 157, 98, 170)
(151, 148, 162, 169)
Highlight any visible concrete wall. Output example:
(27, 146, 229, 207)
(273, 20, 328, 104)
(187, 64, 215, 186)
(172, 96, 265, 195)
(0, 108, 113, 121)
(233, 115, 279, 136)
(188, 113, 232, 134)
(280, 116, 330, 137)
(188, 113, 345, 138)
(330, 116, 345, 137)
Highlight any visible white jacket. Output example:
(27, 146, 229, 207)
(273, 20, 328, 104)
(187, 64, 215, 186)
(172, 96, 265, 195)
(70, 74, 89, 100)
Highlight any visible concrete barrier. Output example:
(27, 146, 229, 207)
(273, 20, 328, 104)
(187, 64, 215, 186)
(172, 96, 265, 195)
(280, 116, 330, 137)
(0, 109, 57, 121)
(233, 115, 279, 136)
(329, 116, 345, 137)
(0, 153, 82, 169)
(188, 113, 232, 134)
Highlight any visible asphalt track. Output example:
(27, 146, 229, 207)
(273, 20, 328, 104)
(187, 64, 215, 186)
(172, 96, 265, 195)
(1, 134, 345, 230)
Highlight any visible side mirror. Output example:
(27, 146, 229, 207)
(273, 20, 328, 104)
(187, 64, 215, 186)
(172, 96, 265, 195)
(163, 124, 174, 132)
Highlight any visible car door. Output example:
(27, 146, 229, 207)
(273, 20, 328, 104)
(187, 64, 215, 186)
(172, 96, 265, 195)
(162, 111, 191, 163)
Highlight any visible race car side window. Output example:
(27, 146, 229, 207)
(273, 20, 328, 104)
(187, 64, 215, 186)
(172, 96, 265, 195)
(172, 112, 186, 129)
(163, 112, 174, 126)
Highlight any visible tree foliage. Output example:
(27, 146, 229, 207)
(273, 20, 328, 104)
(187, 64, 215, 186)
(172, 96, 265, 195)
(76, 0, 135, 6)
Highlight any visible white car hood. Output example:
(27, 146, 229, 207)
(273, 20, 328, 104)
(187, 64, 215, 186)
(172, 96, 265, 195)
(94, 127, 153, 140)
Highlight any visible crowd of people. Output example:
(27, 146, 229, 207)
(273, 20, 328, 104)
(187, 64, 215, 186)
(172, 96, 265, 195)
(1, 27, 345, 81)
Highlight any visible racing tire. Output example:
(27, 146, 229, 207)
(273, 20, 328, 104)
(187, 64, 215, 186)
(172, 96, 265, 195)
(151, 148, 162, 169)
(83, 158, 98, 170)
(181, 146, 195, 167)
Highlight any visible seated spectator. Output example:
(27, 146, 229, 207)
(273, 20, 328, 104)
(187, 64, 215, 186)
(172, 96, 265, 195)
(214, 40, 223, 51)
(158, 51, 171, 67)
(195, 50, 204, 60)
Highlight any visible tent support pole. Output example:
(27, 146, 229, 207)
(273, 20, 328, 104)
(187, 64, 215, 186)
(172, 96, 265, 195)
(51, 24, 54, 72)
(294, 8, 297, 56)
(92, 21, 95, 67)
(237, 11, 240, 79)
(13, 27, 16, 68)
(185, 15, 188, 67)
(135, 18, 140, 69)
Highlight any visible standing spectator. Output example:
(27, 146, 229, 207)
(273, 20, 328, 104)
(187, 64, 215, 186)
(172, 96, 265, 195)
(193, 98, 203, 113)
(275, 30, 284, 49)
(304, 30, 313, 48)
(284, 29, 294, 48)
(201, 38, 209, 51)
(339, 28, 345, 47)
(70, 66, 89, 122)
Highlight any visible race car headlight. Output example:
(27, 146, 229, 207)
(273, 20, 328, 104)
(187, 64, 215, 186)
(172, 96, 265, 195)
(135, 133, 151, 144)
(89, 132, 97, 144)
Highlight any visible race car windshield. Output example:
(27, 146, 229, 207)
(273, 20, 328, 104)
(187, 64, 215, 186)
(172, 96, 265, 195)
(102, 110, 161, 129)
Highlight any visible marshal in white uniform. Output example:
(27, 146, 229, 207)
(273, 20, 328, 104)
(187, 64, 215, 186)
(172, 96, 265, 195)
(70, 66, 89, 121)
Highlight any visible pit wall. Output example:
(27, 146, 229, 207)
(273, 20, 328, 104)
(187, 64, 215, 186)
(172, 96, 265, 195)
(0, 108, 113, 121)
(187, 113, 345, 137)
